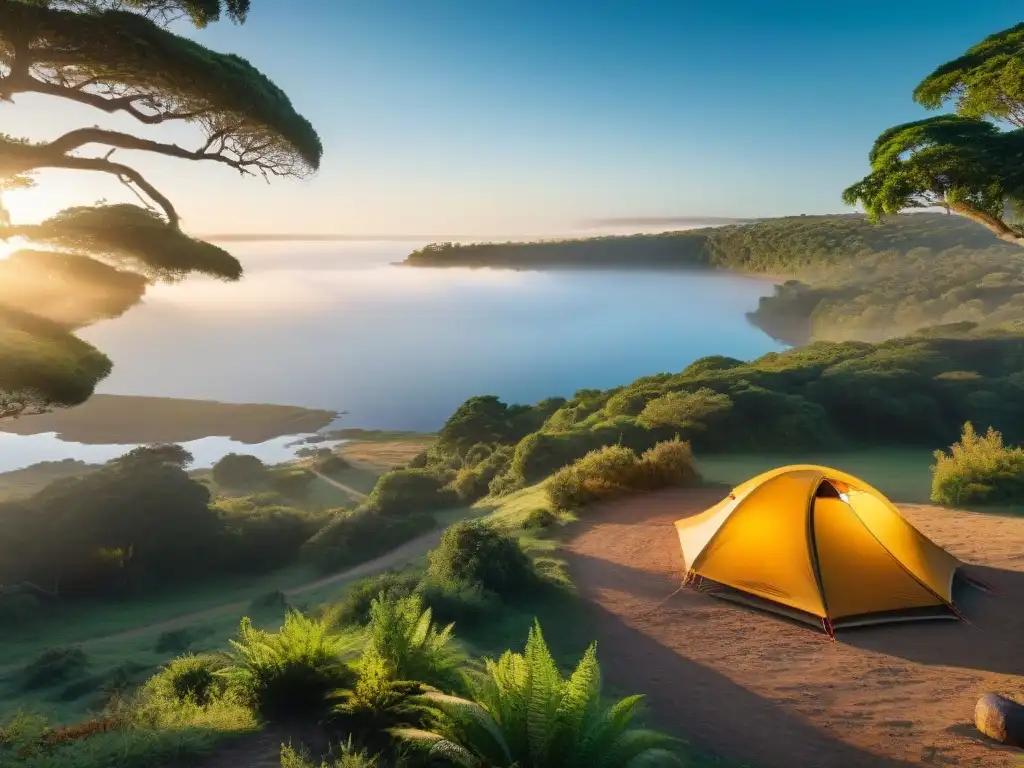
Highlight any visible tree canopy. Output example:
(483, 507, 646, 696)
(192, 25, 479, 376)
(0, 0, 321, 417)
(844, 23, 1024, 245)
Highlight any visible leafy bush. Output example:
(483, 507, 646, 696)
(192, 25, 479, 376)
(301, 508, 435, 572)
(367, 469, 456, 516)
(547, 440, 699, 511)
(931, 422, 1024, 506)
(487, 469, 525, 497)
(426, 520, 537, 598)
(145, 654, 228, 705)
(220, 612, 362, 721)
(637, 388, 734, 430)
(212, 453, 268, 488)
(19, 647, 89, 691)
(332, 571, 422, 626)
(213, 499, 329, 574)
(638, 437, 699, 488)
(359, 593, 463, 691)
(329, 661, 423, 755)
(281, 739, 381, 768)
(269, 466, 316, 499)
(313, 453, 351, 476)
(396, 621, 682, 768)
(416, 575, 501, 627)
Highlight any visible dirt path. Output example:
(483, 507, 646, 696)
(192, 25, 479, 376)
(563, 488, 1024, 768)
(312, 470, 369, 500)
(0, 528, 443, 675)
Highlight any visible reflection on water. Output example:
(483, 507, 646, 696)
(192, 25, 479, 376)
(0, 432, 338, 474)
(72, 240, 784, 432)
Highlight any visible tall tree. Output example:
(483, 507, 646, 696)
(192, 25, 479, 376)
(844, 23, 1024, 246)
(0, 0, 321, 416)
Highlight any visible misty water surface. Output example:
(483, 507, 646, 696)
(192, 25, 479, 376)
(75, 241, 785, 432)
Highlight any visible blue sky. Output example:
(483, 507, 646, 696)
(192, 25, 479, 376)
(4, 1, 1023, 235)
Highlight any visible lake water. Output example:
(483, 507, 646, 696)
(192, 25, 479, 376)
(1, 240, 785, 472)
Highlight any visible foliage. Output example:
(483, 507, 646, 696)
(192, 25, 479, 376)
(143, 653, 228, 706)
(0, 0, 319, 415)
(301, 507, 436, 573)
(0, 690, 258, 766)
(637, 389, 733, 430)
(212, 453, 269, 488)
(449, 446, 515, 503)
(0, 444, 218, 598)
(314, 452, 351, 475)
(332, 571, 422, 626)
(212, 494, 329, 574)
(281, 739, 381, 768)
(359, 593, 464, 691)
(931, 422, 1024, 506)
(366, 469, 456, 516)
(219, 612, 362, 721)
(406, 212, 1002, 270)
(395, 622, 683, 768)
(546, 440, 699, 511)
(329, 661, 423, 759)
(436, 396, 566, 457)
(844, 24, 1024, 245)
(426, 521, 538, 598)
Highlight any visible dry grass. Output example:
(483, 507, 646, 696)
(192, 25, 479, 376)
(338, 438, 436, 471)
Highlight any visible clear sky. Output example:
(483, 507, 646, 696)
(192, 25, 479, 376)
(4, 0, 1023, 236)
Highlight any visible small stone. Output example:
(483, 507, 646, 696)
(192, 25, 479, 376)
(975, 692, 1024, 747)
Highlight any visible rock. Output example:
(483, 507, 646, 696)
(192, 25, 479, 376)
(975, 692, 1024, 747)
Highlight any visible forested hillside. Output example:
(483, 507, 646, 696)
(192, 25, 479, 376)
(404, 212, 1010, 271)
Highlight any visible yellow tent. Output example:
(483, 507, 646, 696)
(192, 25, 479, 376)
(675, 465, 969, 635)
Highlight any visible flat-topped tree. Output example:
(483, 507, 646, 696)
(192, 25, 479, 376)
(0, 0, 322, 417)
(844, 23, 1024, 246)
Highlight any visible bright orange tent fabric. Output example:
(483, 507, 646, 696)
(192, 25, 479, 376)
(675, 465, 965, 632)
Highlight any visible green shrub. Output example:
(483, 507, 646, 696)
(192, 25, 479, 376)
(220, 612, 362, 721)
(637, 387, 734, 430)
(487, 469, 525, 497)
(511, 431, 604, 483)
(545, 444, 640, 511)
(416, 575, 501, 627)
(314, 453, 351, 476)
(329, 660, 423, 756)
(396, 621, 682, 768)
(281, 739, 380, 768)
(332, 571, 422, 626)
(521, 506, 557, 529)
(19, 647, 89, 691)
(301, 508, 436, 572)
(212, 453, 268, 488)
(367, 469, 455, 516)
(931, 422, 1024, 506)
(547, 439, 699, 511)
(448, 466, 491, 503)
(145, 653, 228, 705)
(359, 593, 463, 691)
(214, 501, 328, 574)
(426, 520, 537, 598)
(638, 437, 699, 488)
(269, 467, 316, 499)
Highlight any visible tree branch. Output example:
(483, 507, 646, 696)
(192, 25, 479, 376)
(947, 201, 1024, 245)
(28, 154, 180, 227)
(47, 127, 258, 175)
(1, 73, 203, 125)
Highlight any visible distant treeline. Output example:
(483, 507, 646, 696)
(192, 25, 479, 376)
(405, 213, 1024, 345)
(751, 244, 1024, 345)
(404, 213, 1011, 272)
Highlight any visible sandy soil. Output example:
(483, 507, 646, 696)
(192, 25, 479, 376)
(563, 488, 1024, 767)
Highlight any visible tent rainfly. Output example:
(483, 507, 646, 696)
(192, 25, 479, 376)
(675, 465, 977, 636)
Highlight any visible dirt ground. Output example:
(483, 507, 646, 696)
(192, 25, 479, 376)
(563, 488, 1024, 768)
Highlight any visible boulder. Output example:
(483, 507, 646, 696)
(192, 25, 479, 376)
(975, 692, 1024, 747)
